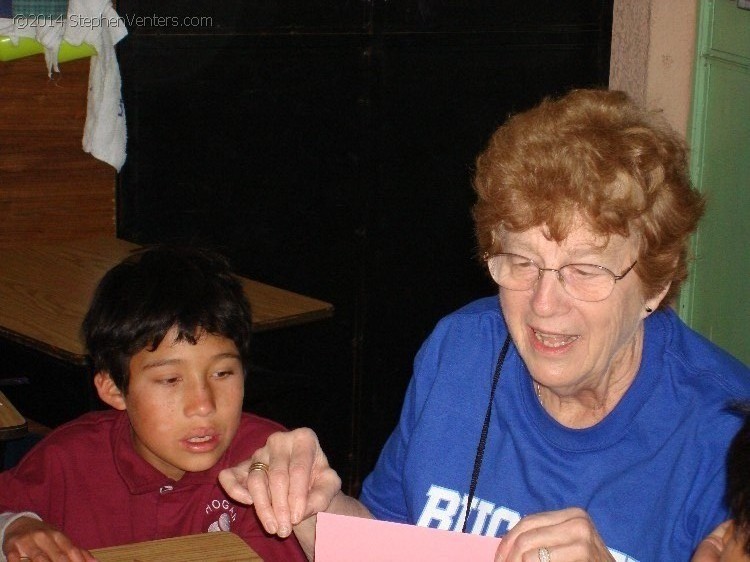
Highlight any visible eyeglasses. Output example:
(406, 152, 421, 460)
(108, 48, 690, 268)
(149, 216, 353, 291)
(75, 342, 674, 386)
(486, 252, 637, 302)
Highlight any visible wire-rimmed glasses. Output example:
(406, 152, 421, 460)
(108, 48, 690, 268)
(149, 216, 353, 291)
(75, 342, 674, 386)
(486, 252, 637, 302)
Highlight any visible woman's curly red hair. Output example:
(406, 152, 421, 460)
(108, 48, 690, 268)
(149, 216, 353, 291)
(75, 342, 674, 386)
(473, 89, 705, 306)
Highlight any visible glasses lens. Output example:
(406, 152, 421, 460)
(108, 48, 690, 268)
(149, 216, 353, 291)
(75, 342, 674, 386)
(559, 264, 615, 301)
(488, 254, 539, 291)
(488, 255, 618, 302)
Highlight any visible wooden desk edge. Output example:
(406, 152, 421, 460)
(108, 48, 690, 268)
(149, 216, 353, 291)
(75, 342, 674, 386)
(0, 238, 335, 363)
(0, 422, 29, 440)
(0, 307, 336, 363)
(251, 304, 335, 333)
(89, 532, 262, 562)
(0, 389, 28, 441)
(0, 325, 88, 365)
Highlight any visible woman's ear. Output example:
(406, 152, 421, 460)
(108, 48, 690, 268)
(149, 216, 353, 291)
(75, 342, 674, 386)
(94, 372, 127, 410)
(644, 281, 673, 317)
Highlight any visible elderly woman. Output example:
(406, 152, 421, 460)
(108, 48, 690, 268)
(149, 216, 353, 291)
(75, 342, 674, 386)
(220, 89, 750, 561)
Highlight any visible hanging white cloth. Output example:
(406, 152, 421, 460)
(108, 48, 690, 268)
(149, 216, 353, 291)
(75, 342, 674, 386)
(0, 1, 128, 171)
(64, 0, 128, 171)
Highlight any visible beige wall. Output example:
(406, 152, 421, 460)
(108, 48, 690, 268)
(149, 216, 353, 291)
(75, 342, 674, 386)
(609, 0, 698, 136)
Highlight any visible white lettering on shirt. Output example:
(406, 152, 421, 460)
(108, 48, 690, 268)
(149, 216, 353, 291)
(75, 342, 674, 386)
(416, 484, 639, 562)
(416, 485, 461, 529)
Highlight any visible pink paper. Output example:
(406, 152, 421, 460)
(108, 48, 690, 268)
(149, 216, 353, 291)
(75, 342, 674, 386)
(315, 512, 502, 562)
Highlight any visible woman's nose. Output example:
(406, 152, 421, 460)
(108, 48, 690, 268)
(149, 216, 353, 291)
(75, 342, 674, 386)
(530, 268, 569, 315)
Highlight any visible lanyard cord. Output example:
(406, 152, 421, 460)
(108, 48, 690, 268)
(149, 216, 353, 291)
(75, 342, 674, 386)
(461, 333, 511, 533)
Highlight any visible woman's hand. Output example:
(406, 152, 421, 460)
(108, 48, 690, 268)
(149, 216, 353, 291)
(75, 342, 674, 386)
(494, 508, 615, 562)
(691, 520, 731, 562)
(3, 516, 97, 562)
(218, 427, 342, 539)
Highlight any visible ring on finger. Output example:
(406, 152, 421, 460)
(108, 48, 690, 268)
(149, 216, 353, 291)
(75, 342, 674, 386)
(538, 546, 551, 562)
(248, 461, 270, 475)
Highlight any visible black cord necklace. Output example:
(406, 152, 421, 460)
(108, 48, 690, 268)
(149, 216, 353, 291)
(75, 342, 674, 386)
(461, 334, 511, 533)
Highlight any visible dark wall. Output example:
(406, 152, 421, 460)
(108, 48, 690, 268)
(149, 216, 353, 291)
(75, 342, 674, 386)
(116, 0, 613, 493)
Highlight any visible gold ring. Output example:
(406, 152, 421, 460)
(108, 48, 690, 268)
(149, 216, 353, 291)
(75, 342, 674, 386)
(248, 461, 270, 475)
(538, 547, 551, 562)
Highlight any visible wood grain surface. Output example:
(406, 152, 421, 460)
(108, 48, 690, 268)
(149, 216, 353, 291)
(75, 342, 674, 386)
(90, 532, 263, 562)
(0, 237, 334, 363)
(0, 56, 115, 247)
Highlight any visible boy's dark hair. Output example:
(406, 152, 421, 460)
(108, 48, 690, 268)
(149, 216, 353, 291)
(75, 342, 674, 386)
(728, 401, 750, 555)
(82, 245, 252, 394)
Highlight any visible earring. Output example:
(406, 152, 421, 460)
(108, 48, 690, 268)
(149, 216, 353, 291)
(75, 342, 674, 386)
(645, 306, 653, 313)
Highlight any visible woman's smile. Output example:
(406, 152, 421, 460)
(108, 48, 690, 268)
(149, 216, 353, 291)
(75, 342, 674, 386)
(531, 327, 580, 350)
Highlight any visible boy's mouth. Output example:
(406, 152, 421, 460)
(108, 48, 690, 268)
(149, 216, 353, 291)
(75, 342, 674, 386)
(182, 431, 221, 453)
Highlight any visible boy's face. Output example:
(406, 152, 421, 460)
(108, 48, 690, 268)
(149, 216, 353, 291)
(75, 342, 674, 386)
(105, 327, 245, 481)
(721, 522, 750, 562)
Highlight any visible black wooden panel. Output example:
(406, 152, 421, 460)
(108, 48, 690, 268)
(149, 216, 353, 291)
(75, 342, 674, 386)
(379, 0, 612, 31)
(117, 32, 366, 480)
(116, 1, 613, 492)
(118, 0, 366, 33)
(357, 31, 611, 483)
(0, 341, 98, 429)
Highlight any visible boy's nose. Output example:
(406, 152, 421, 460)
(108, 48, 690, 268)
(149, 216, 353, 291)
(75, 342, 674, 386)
(184, 383, 216, 416)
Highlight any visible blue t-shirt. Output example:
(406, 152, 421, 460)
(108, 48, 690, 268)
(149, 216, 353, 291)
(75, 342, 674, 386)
(360, 297, 750, 562)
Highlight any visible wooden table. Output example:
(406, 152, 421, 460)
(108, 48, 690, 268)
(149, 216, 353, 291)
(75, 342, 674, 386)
(90, 532, 263, 562)
(0, 237, 334, 365)
(0, 390, 27, 441)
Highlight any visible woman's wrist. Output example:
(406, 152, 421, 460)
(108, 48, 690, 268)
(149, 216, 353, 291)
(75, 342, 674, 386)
(328, 491, 373, 519)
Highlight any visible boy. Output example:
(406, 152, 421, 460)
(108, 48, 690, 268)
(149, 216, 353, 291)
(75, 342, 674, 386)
(693, 402, 750, 562)
(0, 246, 306, 562)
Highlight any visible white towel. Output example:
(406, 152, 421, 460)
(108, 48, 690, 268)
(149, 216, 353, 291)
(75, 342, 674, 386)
(65, 0, 128, 171)
(0, 2, 128, 171)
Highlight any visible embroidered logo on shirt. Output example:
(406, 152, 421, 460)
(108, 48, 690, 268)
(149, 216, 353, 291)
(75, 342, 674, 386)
(208, 512, 232, 532)
(205, 497, 237, 533)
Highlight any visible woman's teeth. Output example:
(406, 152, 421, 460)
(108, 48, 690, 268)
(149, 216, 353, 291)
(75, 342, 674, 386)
(188, 435, 212, 443)
(534, 331, 579, 348)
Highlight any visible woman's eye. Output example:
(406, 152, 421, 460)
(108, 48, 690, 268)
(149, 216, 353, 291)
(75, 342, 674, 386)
(510, 260, 535, 273)
(571, 267, 595, 277)
(569, 265, 602, 279)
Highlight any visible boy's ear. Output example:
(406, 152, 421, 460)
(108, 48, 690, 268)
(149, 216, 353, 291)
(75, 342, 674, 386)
(94, 372, 126, 410)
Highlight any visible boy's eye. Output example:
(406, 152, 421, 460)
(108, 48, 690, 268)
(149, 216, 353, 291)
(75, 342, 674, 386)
(158, 376, 181, 385)
(214, 370, 235, 379)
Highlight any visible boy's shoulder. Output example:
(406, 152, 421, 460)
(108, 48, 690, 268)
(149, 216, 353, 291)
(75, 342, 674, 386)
(43, 409, 122, 441)
(24, 410, 122, 459)
(4, 410, 124, 475)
